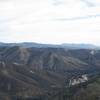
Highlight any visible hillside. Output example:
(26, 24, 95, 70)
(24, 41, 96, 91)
(0, 45, 100, 99)
(0, 46, 100, 71)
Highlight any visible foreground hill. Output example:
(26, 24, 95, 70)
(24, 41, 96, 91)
(0, 45, 100, 99)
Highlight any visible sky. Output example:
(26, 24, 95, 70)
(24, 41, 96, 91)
(0, 0, 100, 45)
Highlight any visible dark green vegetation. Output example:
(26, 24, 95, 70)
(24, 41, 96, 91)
(0, 45, 100, 100)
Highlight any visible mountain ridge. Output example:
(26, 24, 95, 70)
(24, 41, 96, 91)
(0, 42, 99, 49)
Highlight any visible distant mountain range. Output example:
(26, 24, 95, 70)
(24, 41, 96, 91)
(0, 42, 99, 49)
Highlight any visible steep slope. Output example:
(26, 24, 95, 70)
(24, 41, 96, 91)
(0, 46, 100, 72)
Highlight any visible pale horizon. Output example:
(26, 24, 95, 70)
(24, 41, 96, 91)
(0, 41, 100, 47)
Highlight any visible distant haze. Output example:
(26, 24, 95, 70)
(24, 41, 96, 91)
(0, 42, 99, 49)
(0, 0, 100, 45)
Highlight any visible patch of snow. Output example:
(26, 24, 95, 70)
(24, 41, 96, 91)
(30, 70, 34, 74)
(90, 50, 95, 55)
(69, 74, 88, 86)
(13, 62, 23, 66)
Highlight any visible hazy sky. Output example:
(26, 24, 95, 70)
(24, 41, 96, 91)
(0, 0, 100, 45)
